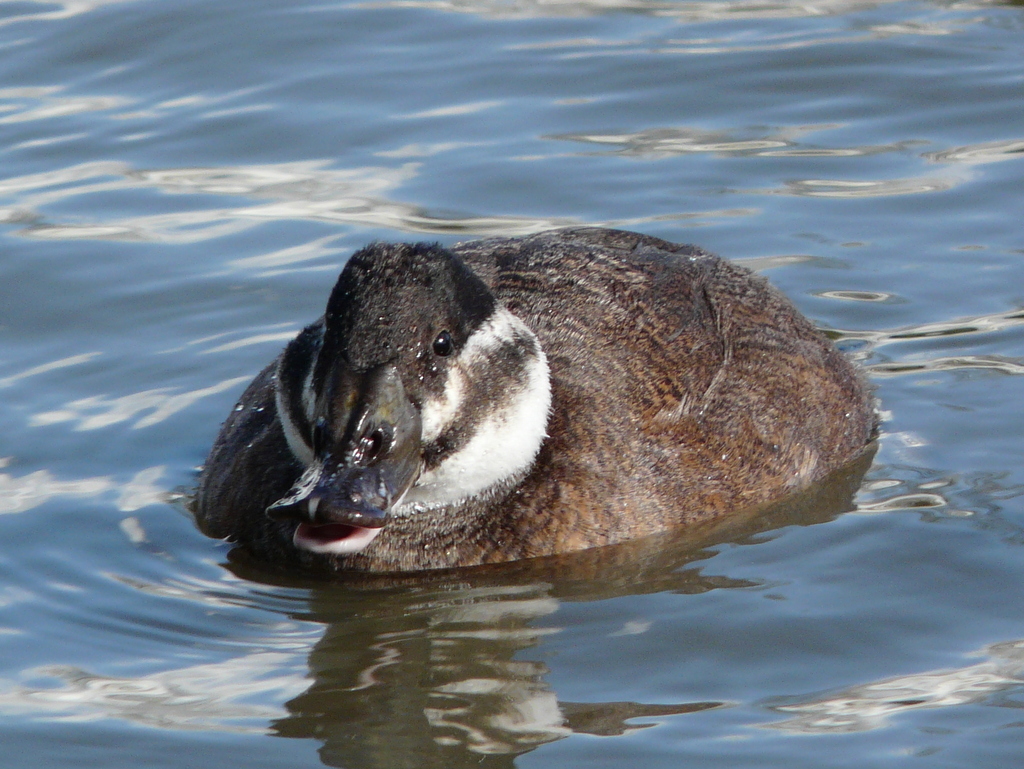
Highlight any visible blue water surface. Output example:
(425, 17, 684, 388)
(1, 0, 1023, 766)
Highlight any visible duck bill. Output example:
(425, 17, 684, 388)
(269, 457, 417, 555)
(267, 364, 421, 555)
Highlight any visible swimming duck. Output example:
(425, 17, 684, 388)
(195, 227, 875, 573)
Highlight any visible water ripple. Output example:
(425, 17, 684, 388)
(0, 467, 113, 516)
(223, 235, 344, 276)
(547, 124, 916, 159)
(765, 175, 962, 198)
(764, 640, 1024, 734)
(30, 376, 250, 431)
(0, 352, 100, 388)
(817, 290, 896, 303)
(833, 307, 1024, 350)
(1, 1, 139, 28)
(0, 157, 761, 243)
(0, 93, 128, 125)
(402, 100, 503, 119)
(855, 492, 949, 514)
(361, 0, 920, 22)
(549, 124, 984, 199)
(200, 332, 298, 355)
(0, 652, 308, 733)
(0, 159, 578, 240)
(513, 12, 981, 58)
(925, 138, 1024, 166)
(0, 464, 167, 515)
(867, 355, 1024, 378)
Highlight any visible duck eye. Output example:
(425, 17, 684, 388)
(312, 417, 329, 456)
(432, 330, 454, 357)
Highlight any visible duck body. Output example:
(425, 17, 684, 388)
(196, 227, 875, 573)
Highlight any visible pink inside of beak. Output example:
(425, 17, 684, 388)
(293, 521, 383, 555)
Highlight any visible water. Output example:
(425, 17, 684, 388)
(1, 0, 1023, 765)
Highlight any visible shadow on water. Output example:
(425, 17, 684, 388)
(221, 449, 875, 768)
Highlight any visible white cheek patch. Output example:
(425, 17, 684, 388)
(419, 308, 523, 443)
(275, 326, 323, 469)
(301, 364, 317, 425)
(276, 382, 315, 468)
(402, 308, 551, 511)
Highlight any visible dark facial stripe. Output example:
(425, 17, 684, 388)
(421, 326, 537, 471)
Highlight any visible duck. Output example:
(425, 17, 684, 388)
(195, 227, 875, 573)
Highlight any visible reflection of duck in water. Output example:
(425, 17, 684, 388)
(251, 454, 872, 768)
(196, 227, 875, 572)
(273, 580, 720, 767)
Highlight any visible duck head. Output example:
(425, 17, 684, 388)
(268, 242, 551, 557)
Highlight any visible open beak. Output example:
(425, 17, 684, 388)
(266, 364, 421, 555)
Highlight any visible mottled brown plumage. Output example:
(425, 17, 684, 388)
(195, 227, 875, 572)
